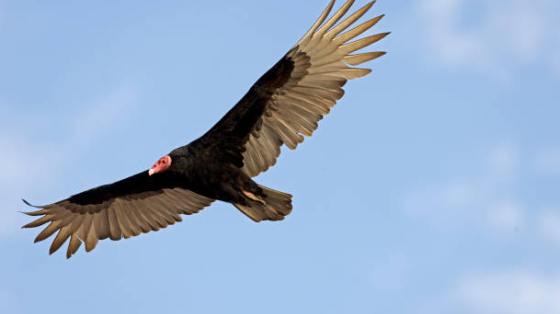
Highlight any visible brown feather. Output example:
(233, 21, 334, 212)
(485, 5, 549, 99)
(66, 235, 82, 259)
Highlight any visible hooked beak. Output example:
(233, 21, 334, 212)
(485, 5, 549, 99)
(148, 169, 155, 176)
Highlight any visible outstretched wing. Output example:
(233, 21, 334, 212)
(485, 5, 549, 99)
(200, 0, 388, 177)
(23, 171, 214, 258)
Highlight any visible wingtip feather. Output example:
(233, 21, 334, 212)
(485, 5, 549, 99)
(22, 199, 42, 208)
(21, 209, 49, 217)
(327, 0, 377, 38)
(341, 32, 390, 53)
(317, 0, 356, 34)
(297, 0, 336, 46)
(344, 51, 387, 65)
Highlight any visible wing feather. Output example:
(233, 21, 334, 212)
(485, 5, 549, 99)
(23, 172, 214, 258)
(113, 201, 134, 239)
(128, 203, 152, 233)
(344, 51, 386, 65)
(107, 206, 122, 240)
(236, 0, 387, 177)
(50, 222, 74, 255)
(200, 0, 387, 177)
(316, 0, 355, 35)
(327, 1, 376, 38)
(298, 1, 336, 47)
(77, 214, 93, 248)
(34, 221, 62, 243)
(66, 235, 82, 259)
(94, 210, 111, 240)
(85, 216, 99, 252)
(339, 32, 390, 53)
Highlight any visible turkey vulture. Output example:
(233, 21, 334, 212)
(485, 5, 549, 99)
(23, 0, 389, 258)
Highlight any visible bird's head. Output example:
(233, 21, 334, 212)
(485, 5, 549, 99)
(148, 155, 172, 176)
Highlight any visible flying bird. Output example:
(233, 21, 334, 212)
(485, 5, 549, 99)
(23, 0, 389, 258)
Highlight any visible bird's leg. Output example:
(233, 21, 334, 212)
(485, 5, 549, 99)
(242, 190, 266, 205)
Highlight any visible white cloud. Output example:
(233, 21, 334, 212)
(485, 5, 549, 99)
(66, 86, 137, 151)
(485, 144, 518, 184)
(537, 211, 560, 247)
(553, 54, 560, 77)
(0, 133, 62, 188)
(404, 181, 475, 217)
(403, 144, 522, 233)
(404, 142, 560, 245)
(0, 285, 25, 314)
(366, 254, 411, 292)
(0, 132, 62, 237)
(536, 147, 560, 174)
(456, 269, 560, 314)
(0, 86, 137, 186)
(0, 86, 138, 239)
(487, 200, 524, 232)
(418, 0, 560, 78)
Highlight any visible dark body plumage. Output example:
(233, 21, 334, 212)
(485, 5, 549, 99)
(23, 0, 389, 258)
(180, 54, 297, 203)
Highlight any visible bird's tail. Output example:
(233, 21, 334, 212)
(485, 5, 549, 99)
(234, 185, 292, 222)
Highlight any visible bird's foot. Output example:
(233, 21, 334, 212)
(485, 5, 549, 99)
(242, 190, 266, 205)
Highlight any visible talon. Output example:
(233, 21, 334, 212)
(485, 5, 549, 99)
(242, 190, 266, 205)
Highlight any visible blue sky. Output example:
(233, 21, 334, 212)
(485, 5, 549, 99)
(1, 0, 560, 313)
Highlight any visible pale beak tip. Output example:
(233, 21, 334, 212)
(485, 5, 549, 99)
(148, 169, 155, 176)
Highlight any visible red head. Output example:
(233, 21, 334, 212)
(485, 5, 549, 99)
(148, 155, 172, 176)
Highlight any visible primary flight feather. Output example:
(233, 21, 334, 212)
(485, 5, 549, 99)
(23, 0, 389, 258)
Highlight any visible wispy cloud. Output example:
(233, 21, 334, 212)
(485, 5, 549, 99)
(418, 0, 560, 79)
(366, 254, 411, 292)
(537, 211, 560, 248)
(0, 86, 138, 239)
(486, 144, 518, 182)
(487, 200, 524, 233)
(65, 86, 138, 151)
(403, 144, 522, 233)
(404, 142, 560, 250)
(0, 285, 26, 314)
(456, 269, 560, 314)
(0, 85, 137, 186)
(0, 130, 62, 237)
(536, 147, 560, 174)
(553, 54, 560, 77)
